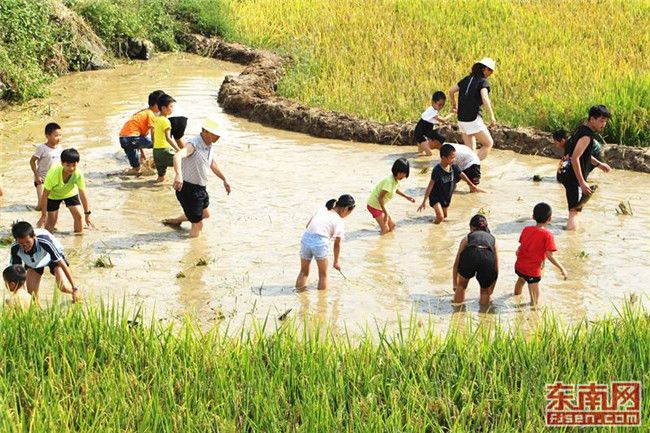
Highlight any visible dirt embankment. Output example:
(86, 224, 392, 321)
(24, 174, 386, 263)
(182, 34, 650, 174)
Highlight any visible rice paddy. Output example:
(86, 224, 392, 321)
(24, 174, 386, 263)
(0, 303, 647, 431)
(227, 0, 650, 146)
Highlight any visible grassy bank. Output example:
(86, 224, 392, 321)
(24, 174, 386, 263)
(0, 303, 648, 431)
(227, 0, 650, 146)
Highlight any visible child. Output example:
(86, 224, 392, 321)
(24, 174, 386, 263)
(452, 214, 499, 306)
(417, 144, 485, 223)
(119, 90, 165, 174)
(514, 202, 568, 305)
(9, 221, 79, 303)
(414, 91, 452, 156)
(553, 128, 608, 180)
(295, 195, 355, 290)
(428, 141, 482, 187)
(30, 122, 63, 210)
(36, 148, 94, 234)
(153, 94, 182, 182)
(3, 265, 32, 310)
(366, 158, 416, 234)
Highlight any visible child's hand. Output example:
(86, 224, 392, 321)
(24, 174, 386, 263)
(417, 202, 426, 212)
(34, 176, 43, 185)
(223, 180, 231, 195)
(173, 175, 183, 192)
(471, 185, 487, 193)
(333, 261, 342, 271)
(560, 267, 568, 280)
(85, 214, 96, 229)
(598, 163, 611, 173)
(406, 195, 415, 203)
(36, 215, 46, 228)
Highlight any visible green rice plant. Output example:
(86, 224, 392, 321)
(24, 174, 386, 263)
(0, 232, 13, 247)
(616, 200, 634, 216)
(228, 0, 650, 145)
(92, 254, 113, 268)
(0, 302, 647, 431)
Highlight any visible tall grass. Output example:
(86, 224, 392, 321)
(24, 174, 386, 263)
(0, 303, 648, 431)
(228, 0, 650, 146)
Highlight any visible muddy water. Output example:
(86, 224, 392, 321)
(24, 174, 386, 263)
(1, 53, 649, 335)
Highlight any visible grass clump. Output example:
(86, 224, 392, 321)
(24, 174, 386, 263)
(92, 254, 113, 268)
(0, 303, 647, 431)
(228, 0, 650, 145)
(616, 200, 634, 216)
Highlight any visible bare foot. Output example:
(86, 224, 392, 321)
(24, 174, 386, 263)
(34, 206, 42, 212)
(162, 218, 182, 227)
(126, 167, 142, 176)
(155, 176, 165, 183)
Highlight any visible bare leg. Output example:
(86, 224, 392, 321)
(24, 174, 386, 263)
(45, 210, 59, 233)
(528, 282, 541, 305)
(188, 208, 210, 238)
(162, 215, 187, 226)
(566, 209, 579, 231)
(514, 277, 525, 295)
(25, 268, 43, 297)
(480, 281, 497, 306)
(461, 133, 476, 151)
(69, 205, 83, 234)
(295, 258, 311, 289)
(386, 214, 396, 232)
(374, 215, 389, 235)
(35, 184, 43, 210)
(432, 203, 444, 224)
(453, 275, 470, 303)
(316, 258, 329, 290)
(473, 130, 494, 160)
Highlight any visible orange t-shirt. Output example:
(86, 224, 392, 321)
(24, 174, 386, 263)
(119, 108, 156, 137)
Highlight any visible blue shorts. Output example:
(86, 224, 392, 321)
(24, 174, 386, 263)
(300, 232, 329, 261)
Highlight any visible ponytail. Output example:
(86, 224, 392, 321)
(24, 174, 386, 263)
(326, 194, 355, 211)
(469, 214, 490, 232)
(325, 199, 337, 210)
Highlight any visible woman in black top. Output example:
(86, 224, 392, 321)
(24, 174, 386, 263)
(449, 57, 497, 161)
(561, 105, 611, 230)
(452, 214, 499, 307)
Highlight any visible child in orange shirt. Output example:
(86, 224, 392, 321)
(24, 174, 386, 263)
(119, 90, 165, 174)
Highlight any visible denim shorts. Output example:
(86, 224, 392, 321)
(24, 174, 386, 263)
(300, 232, 330, 261)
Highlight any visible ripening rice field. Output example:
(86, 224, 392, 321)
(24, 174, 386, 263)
(227, 0, 650, 146)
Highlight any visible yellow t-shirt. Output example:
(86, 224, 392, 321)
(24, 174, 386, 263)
(367, 174, 399, 209)
(153, 116, 172, 149)
(43, 165, 86, 200)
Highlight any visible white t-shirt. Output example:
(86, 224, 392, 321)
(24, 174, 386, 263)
(449, 143, 481, 170)
(33, 144, 62, 179)
(306, 208, 345, 239)
(420, 106, 439, 125)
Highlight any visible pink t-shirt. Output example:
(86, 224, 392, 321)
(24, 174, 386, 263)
(515, 226, 557, 277)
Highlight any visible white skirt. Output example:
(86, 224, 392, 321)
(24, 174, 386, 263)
(458, 116, 489, 135)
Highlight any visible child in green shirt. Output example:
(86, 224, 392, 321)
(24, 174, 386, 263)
(367, 158, 415, 235)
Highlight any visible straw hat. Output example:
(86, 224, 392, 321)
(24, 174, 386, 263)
(202, 118, 221, 136)
(477, 57, 496, 71)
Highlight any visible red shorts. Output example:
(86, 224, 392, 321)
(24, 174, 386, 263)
(367, 204, 384, 218)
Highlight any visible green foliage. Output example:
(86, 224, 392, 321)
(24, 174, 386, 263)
(0, 303, 647, 430)
(170, 0, 233, 38)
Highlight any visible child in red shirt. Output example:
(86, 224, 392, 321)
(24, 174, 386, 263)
(514, 202, 568, 305)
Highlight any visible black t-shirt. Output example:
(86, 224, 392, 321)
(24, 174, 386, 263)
(457, 75, 490, 122)
(564, 125, 595, 180)
(467, 230, 495, 251)
(431, 163, 462, 200)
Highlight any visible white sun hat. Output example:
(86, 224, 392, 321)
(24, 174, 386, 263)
(202, 117, 222, 136)
(477, 57, 496, 71)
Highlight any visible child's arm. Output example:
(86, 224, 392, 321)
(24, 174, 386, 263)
(448, 85, 460, 113)
(30, 156, 41, 183)
(165, 128, 180, 152)
(433, 114, 451, 125)
(56, 259, 80, 295)
(452, 237, 468, 289)
(459, 172, 486, 193)
(78, 189, 95, 229)
(494, 241, 500, 273)
(172, 146, 191, 191)
(210, 159, 231, 195)
(480, 88, 496, 127)
(417, 179, 434, 212)
(36, 189, 50, 228)
(590, 155, 611, 173)
(546, 251, 568, 280)
(377, 190, 389, 216)
(395, 189, 415, 203)
(333, 237, 342, 270)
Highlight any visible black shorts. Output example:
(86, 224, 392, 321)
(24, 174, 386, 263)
(169, 116, 188, 140)
(429, 193, 452, 208)
(457, 247, 498, 289)
(462, 164, 481, 185)
(561, 175, 582, 211)
(175, 181, 209, 223)
(47, 195, 81, 212)
(26, 257, 69, 275)
(413, 119, 445, 144)
(516, 270, 541, 284)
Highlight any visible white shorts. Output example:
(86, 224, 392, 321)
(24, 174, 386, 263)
(458, 116, 489, 135)
(300, 232, 330, 261)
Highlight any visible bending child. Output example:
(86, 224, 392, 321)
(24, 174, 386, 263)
(452, 214, 499, 306)
(367, 158, 415, 235)
(30, 122, 63, 210)
(3, 265, 33, 310)
(417, 144, 485, 224)
(413, 91, 452, 156)
(514, 202, 567, 305)
(296, 195, 355, 290)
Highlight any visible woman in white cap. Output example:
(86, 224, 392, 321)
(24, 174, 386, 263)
(448, 57, 497, 160)
(162, 118, 231, 238)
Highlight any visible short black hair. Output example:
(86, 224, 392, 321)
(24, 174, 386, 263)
(11, 221, 34, 239)
(440, 143, 456, 158)
(61, 148, 80, 164)
(157, 94, 176, 109)
(391, 158, 410, 178)
(552, 129, 567, 141)
(148, 90, 166, 107)
(3, 265, 27, 286)
(432, 91, 446, 102)
(44, 122, 61, 136)
(533, 202, 552, 223)
(588, 104, 611, 120)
